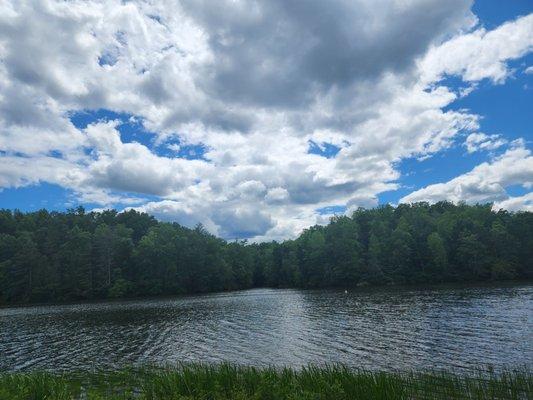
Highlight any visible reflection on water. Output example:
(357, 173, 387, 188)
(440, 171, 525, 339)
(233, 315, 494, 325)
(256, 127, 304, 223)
(1, 285, 531, 372)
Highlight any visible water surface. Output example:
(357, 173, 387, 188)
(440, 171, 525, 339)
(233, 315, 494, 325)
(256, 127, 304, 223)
(1, 285, 531, 372)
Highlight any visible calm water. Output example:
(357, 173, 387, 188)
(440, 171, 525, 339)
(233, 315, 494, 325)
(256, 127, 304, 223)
(0, 285, 531, 372)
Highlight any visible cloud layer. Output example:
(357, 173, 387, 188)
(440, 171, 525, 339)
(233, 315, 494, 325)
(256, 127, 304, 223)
(401, 141, 533, 208)
(0, 1, 532, 240)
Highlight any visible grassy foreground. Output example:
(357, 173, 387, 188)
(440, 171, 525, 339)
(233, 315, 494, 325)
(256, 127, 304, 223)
(0, 364, 531, 400)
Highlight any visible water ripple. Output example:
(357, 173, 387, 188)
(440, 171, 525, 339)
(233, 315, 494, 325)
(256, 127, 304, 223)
(0, 285, 531, 372)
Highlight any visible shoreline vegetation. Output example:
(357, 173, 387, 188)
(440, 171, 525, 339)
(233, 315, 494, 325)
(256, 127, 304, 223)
(1, 280, 531, 310)
(1, 364, 531, 400)
(1, 202, 532, 305)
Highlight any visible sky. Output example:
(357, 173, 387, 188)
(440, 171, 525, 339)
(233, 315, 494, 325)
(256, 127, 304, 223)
(0, 0, 532, 241)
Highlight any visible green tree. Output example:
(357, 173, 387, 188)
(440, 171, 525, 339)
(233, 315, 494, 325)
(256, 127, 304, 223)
(456, 232, 489, 281)
(325, 216, 362, 286)
(0, 203, 529, 305)
(298, 228, 326, 287)
(426, 232, 448, 282)
(57, 226, 92, 299)
(390, 217, 414, 284)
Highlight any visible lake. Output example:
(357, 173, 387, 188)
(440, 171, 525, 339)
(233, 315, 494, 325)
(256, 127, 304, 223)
(1, 285, 531, 372)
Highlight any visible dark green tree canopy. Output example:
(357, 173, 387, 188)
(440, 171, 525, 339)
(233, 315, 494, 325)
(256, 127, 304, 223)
(0, 202, 531, 304)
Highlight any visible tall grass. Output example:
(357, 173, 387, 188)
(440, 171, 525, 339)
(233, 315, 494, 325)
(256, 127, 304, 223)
(0, 363, 531, 399)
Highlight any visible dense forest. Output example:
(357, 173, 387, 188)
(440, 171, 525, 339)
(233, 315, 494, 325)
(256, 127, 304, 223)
(0, 202, 531, 304)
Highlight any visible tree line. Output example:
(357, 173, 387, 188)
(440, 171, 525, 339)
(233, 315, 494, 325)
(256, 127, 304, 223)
(0, 202, 531, 304)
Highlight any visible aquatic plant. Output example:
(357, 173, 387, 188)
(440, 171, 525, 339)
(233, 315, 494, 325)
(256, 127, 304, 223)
(0, 363, 531, 399)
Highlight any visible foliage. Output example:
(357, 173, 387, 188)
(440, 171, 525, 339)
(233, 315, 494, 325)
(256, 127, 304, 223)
(0, 364, 531, 400)
(0, 202, 531, 304)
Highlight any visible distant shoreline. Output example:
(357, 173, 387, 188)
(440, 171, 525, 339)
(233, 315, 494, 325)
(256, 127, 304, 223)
(2, 205, 531, 307)
(2, 279, 531, 309)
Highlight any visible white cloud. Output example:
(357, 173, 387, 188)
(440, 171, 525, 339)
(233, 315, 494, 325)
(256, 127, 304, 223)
(464, 132, 506, 153)
(0, 1, 532, 239)
(0, 155, 81, 189)
(420, 14, 533, 84)
(265, 187, 289, 204)
(493, 193, 533, 212)
(400, 142, 533, 207)
(83, 121, 212, 196)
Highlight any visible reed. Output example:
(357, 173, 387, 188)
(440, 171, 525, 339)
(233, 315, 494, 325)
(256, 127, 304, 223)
(0, 364, 531, 399)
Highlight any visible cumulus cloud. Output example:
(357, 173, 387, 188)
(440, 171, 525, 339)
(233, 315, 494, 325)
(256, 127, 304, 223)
(420, 13, 533, 84)
(134, 199, 275, 239)
(178, 0, 475, 108)
(0, 1, 532, 239)
(401, 142, 533, 205)
(493, 193, 533, 212)
(464, 132, 506, 153)
(0, 155, 81, 189)
(84, 121, 210, 196)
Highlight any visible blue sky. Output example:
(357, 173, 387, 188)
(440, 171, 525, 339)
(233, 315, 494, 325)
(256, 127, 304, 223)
(381, 53, 533, 203)
(0, 0, 531, 240)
